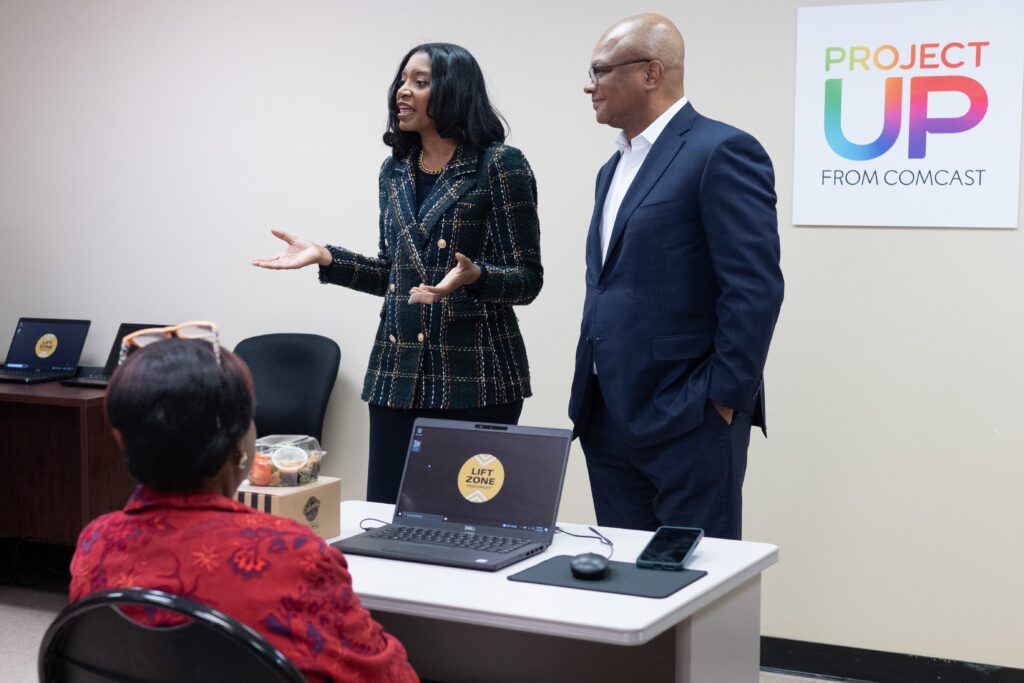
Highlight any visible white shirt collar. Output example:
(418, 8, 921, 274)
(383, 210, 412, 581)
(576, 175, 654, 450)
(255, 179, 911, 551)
(614, 96, 689, 153)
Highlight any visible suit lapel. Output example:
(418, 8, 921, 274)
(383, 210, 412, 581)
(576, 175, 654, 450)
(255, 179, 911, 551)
(387, 146, 481, 283)
(601, 104, 697, 275)
(417, 145, 479, 246)
(387, 156, 429, 282)
(586, 153, 619, 285)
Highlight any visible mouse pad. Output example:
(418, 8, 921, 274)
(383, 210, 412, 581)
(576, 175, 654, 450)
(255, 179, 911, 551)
(507, 555, 706, 598)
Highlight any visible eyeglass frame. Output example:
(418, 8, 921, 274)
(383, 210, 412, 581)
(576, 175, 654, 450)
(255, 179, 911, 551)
(588, 58, 655, 85)
(118, 320, 221, 366)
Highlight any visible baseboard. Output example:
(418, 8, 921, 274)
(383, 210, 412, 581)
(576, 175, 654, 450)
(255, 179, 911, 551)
(761, 637, 1024, 683)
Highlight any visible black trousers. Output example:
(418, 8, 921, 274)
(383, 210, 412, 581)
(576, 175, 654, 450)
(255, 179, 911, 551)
(366, 401, 524, 504)
(580, 379, 751, 540)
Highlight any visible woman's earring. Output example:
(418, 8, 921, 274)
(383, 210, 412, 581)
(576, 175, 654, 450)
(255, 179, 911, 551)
(238, 453, 249, 469)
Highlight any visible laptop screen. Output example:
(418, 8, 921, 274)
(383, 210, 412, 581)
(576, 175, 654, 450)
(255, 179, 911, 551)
(102, 323, 167, 375)
(395, 420, 570, 533)
(4, 318, 90, 372)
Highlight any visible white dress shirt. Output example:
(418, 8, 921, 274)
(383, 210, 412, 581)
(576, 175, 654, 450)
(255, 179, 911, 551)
(600, 97, 688, 264)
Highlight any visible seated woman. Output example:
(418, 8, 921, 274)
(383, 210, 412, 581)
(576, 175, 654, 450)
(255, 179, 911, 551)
(69, 332, 418, 683)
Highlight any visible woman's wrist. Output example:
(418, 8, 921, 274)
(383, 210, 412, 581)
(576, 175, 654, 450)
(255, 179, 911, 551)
(317, 245, 332, 266)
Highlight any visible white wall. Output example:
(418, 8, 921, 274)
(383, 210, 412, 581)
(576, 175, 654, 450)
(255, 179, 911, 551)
(1, 0, 1021, 670)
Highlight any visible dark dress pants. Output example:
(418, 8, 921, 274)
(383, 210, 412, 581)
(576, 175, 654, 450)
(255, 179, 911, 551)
(579, 379, 751, 540)
(367, 401, 524, 504)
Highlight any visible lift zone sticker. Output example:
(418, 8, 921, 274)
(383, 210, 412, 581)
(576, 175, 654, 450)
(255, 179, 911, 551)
(35, 334, 58, 358)
(457, 454, 505, 503)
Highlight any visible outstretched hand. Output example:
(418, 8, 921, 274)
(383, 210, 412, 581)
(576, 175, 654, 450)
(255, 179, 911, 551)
(252, 229, 330, 270)
(408, 252, 482, 304)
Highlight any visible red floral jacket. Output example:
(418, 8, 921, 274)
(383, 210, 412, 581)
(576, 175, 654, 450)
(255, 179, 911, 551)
(70, 485, 418, 683)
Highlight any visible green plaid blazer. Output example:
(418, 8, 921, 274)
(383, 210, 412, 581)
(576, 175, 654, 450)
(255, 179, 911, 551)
(318, 143, 542, 410)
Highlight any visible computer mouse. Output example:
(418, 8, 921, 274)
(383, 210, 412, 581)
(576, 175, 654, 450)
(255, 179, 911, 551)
(569, 553, 609, 580)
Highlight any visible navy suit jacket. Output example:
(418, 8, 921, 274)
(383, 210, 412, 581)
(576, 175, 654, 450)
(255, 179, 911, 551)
(568, 103, 784, 448)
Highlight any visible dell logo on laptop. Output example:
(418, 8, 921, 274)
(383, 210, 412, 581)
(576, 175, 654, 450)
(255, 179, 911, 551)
(464, 525, 476, 532)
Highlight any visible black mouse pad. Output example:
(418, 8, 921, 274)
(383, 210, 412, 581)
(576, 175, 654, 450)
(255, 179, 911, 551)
(507, 555, 707, 598)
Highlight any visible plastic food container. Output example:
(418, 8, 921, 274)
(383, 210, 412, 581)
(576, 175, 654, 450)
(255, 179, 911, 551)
(248, 435, 325, 487)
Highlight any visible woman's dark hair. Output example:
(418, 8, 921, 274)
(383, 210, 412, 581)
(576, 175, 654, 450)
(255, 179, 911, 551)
(383, 43, 507, 159)
(105, 339, 255, 491)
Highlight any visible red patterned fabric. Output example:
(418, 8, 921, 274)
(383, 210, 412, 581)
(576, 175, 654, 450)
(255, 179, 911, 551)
(70, 486, 418, 683)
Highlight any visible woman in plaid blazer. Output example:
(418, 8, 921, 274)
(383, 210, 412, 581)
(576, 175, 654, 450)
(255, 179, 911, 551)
(254, 43, 542, 502)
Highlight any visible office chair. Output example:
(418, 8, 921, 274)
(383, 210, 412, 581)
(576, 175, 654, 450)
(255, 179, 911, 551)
(38, 587, 305, 683)
(234, 333, 341, 441)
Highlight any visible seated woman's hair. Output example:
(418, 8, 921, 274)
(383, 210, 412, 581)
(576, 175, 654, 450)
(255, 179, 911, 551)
(106, 339, 255, 491)
(383, 42, 507, 159)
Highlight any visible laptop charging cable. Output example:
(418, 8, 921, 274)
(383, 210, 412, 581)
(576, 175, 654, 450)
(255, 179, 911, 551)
(359, 518, 390, 530)
(555, 526, 614, 560)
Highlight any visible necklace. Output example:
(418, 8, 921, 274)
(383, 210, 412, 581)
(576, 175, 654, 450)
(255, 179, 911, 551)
(417, 149, 444, 176)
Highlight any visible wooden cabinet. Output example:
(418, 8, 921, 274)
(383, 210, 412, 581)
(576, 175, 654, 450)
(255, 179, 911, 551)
(0, 383, 135, 545)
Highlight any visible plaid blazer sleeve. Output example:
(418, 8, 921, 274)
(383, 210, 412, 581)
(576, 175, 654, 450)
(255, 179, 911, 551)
(468, 146, 543, 305)
(317, 160, 392, 297)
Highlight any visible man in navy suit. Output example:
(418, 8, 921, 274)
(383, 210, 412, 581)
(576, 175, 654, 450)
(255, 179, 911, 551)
(569, 14, 784, 540)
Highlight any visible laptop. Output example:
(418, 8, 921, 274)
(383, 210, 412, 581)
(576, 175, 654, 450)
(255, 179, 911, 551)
(61, 322, 166, 388)
(334, 418, 572, 572)
(0, 318, 91, 383)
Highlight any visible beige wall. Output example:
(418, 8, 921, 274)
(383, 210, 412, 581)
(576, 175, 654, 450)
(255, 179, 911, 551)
(2, 0, 1021, 669)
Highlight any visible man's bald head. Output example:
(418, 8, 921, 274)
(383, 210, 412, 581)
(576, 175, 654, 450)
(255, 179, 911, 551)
(598, 14, 685, 96)
(585, 14, 686, 137)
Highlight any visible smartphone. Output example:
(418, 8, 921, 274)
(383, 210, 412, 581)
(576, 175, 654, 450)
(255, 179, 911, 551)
(635, 526, 704, 571)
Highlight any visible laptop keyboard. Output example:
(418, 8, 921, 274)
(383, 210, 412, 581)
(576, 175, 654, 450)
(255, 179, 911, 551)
(368, 525, 530, 553)
(0, 368, 66, 380)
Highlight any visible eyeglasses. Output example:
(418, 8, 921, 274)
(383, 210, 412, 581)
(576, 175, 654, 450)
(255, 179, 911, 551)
(119, 321, 221, 366)
(588, 58, 654, 85)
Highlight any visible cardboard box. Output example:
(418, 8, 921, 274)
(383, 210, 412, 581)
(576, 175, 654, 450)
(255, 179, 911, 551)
(236, 476, 340, 539)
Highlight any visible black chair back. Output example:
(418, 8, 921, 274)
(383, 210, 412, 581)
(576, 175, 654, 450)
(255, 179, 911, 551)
(234, 333, 341, 441)
(38, 588, 305, 682)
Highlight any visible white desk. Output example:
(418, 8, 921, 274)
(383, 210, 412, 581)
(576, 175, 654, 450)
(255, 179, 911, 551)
(332, 501, 778, 683)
